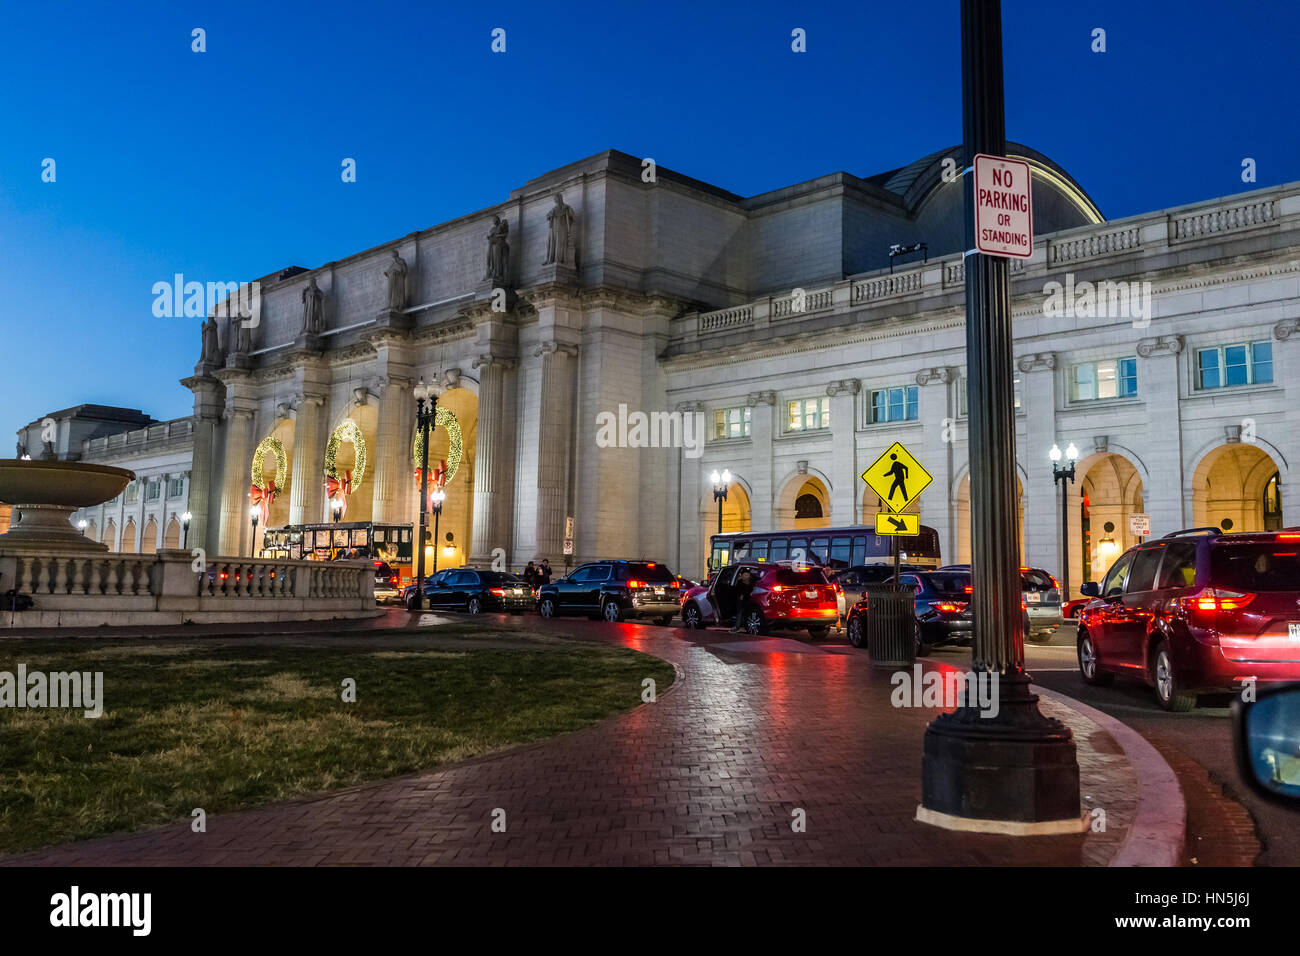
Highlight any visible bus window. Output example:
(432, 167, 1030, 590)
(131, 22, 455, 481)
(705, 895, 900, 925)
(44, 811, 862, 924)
(830, 536, 851, 565)
(810, 537, 829, 563)
(752, 540, 769, 563)
(852, 536, 868, 565)
(789, 538, 808, 562)
(733, 540, 751, 561)
(770, 539, 789, 562)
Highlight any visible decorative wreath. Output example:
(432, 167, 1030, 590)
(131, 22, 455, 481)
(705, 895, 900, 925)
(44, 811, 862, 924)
(250, 436, 288, 490)
(411, 407, 463, 484)
(325, 420, 367, 489)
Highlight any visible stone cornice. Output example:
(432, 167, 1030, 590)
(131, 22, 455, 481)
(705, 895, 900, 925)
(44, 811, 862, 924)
(914, 366, 957, 386)
(1135, 334, 1184, 358)
(1016, 352, 1058, 373)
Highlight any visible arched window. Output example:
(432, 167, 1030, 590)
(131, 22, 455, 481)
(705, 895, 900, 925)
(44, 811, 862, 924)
(794, 494, 823, 519)
(1264, 471, 1282, 531)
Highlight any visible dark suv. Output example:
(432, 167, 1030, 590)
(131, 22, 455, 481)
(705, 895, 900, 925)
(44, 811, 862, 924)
(1077, 528, 1300, 711)
(538, 560, 681, 624)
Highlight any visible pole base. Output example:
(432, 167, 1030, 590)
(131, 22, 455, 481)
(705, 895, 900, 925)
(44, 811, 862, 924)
(916, 804, 1088, 835)
(919, 673, 1082, 829)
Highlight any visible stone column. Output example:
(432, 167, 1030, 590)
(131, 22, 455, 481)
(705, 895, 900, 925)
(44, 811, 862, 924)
(826, 379, 861, 527)
(1017, 352, 1060, 578)
(369, 375, 414, 525)
(471, 355, 516, 565)
(289, 392, 327, 526)
(180, 374, 224, 555)
(217, 404, 255, 557)
(1273, 319, 1300, 524)
(914, 367, 958, 556)
(533, 342, 578, 560)
(746, 391, 776, 531)
(1136, 335, 1185, 535)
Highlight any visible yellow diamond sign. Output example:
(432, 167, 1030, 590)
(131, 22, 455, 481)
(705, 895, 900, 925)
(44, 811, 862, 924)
(875, 512, 920, 536)
(862, 441, 933, 513)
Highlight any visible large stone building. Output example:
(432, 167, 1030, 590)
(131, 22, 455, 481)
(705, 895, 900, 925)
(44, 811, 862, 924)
(33, 147, 1300, 596)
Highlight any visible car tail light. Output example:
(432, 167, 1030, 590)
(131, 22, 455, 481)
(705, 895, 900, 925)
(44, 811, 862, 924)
(934, 602, 968, 614)
(627, 579, 645, 589)
(530, 588, 537, 597)
(489, 588, 506, 596)
(1188, 588, 1256, 612)
(389, 576, 397, 584)
(1047, 573, 1060, 589)
(770, 584, 784, 593)
(1278, 533, 1300, 540)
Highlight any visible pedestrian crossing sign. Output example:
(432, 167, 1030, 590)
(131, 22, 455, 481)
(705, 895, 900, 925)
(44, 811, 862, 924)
(862, 441, 933, 514)
(875, 512, 920, 536)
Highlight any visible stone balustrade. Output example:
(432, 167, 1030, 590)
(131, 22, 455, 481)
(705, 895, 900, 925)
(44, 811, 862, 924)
(0, 548, 378, 628)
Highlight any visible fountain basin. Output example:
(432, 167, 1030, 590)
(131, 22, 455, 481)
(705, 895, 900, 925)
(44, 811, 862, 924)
(0, 459, 136, 552)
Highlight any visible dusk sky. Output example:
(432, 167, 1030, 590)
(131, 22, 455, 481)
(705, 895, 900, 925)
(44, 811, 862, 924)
(3, 0, 1298, 445)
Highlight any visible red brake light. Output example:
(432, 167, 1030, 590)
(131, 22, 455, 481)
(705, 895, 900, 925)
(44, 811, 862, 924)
(489, 588, 506, 597)
(771, 584, 784, 593)
(964, 586, 973, 593)
(935, 602, 968, 613)
(1047, 574, 1060, 589)
(1278, 533, 1300, 541)
(627, 579, 645, 589)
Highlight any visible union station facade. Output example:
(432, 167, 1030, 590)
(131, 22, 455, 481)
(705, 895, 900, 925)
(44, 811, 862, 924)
(30, 146, 1300, 596)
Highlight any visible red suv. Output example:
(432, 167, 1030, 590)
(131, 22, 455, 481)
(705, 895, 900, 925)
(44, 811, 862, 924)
(681, 562, 839, 637)
(1077, 528, 1300, 711)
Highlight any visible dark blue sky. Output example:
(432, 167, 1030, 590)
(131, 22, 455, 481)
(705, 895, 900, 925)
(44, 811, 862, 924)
(3, 0, 1297, 444)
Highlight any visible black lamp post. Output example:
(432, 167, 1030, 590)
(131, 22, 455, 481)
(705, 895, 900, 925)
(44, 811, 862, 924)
(248, 505, 259, 558)
(919, 0, 1080, 832)
(1050, 442, 1079, 599)
(431, 488, 445, 575)
(710, 469, 731, 535)
(412, 378, 438, 610)
(181, 511, 191, 550)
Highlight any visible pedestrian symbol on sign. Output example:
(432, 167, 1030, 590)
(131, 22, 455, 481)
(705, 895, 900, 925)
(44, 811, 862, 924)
(862, 442, 933, 514)
(885, 454, 910, 504)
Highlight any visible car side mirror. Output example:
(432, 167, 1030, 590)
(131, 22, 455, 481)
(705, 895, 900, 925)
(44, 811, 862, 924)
(1079, 581, 1100, 598)
(1233, 683, 1300, 804)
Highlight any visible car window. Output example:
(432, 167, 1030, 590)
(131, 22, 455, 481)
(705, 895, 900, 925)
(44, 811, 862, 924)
(1125, 547, 1163, 593)
(924, 573, 972, 595)
(1020, 569, 1054, 591)
(568, 566, 593, 584)
(1211, 542, 1300, 591)
(586, 565, 612, 582)
(773, 567, 826, 585)
(625, 563, 675, 583)
(1156, 541, 1197, 589)
(1101, 550, 1136, 597)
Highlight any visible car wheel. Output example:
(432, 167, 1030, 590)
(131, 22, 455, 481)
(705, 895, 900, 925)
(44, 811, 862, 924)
(653, 615, 673, 627)
(467, 597, 481, 615)
(1153, 641, 1196, 712)
(682, 603, 703, 629)
(847, 616, 867, 649)
(1077, 631, 1113, 686)
(914, 621, 931, 658)
(807, 625, 830, 640)
(539, 597, 555, 619)
(602, 599, 624, 623)
(744, 608, 764, 635)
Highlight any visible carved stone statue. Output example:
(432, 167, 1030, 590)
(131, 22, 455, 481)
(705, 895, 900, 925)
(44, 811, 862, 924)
(484, 215, 510, 283)
(301, 276, 325, 335)
(544, 193, 575, 266)
(200, 314, 220, 364)
(383, 249, 408, 312)
(228, 315, 253, 355)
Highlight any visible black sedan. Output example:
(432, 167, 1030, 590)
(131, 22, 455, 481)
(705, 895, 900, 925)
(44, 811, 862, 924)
(403, 568, 536, 614)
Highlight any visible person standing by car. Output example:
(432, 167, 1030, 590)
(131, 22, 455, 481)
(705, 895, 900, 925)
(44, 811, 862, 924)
(538, 559, 552, 586)
(730, 565, 755, 632)
(523, 561, 537, 589)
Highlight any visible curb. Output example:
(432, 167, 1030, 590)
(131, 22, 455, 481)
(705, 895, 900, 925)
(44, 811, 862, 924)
(1033, 684, 1186, 867)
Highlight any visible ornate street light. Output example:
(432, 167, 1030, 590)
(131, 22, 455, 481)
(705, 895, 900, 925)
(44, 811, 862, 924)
(248, 504, 260, 558)
(411, 378, 438, 610)
(710, 469, 731, 536)
(1050, 442, 1080, 599)
(430, 488, 446, 574)
(181, 511, 192, 550)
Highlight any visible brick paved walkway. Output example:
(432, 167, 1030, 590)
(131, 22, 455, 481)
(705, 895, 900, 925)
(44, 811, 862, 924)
(3, 618, 1149, 866)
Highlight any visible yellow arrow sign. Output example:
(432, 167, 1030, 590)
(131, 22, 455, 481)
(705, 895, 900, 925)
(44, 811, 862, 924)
(875, 512, 920, 536)
(862, 441, 933, 513)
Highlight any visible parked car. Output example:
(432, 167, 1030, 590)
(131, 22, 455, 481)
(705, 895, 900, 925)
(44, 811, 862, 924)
(846, 569, 1032, 655)
(939, 563, 1062, 625)
(832, 563, 926, 620)
(372, 560, 401, 604)
(680, 561, 839, 638)
(1076, 527, 1300, 712)
(1063, 596, 1090, 619)
(404, 568, 535, 614)
(401, 569, 452, 609)
(537, 560, 681, 624)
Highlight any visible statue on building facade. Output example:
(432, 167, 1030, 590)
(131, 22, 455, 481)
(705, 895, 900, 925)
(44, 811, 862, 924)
(544, 193, 575, 266)
(383, 249, 408, 312)
(228, 314, 254, 355)
(200, 314, 221, 365)
(484, 215, 510, 283)
(301, 276, 325, 335)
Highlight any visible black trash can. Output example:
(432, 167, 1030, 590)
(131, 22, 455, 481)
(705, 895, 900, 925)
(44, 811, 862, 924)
(862, 583, 917, 669)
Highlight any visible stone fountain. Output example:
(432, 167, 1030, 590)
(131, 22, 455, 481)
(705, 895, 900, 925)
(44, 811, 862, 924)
(0, 459, 136, 552)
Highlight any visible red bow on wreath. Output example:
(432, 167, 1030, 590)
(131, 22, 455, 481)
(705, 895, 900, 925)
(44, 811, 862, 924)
(414, 460, 448, 511)
(249, 479, 277, 525)
(324, 470, 353, 518)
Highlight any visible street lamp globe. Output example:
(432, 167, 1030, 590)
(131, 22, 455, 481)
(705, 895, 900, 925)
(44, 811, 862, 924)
(1065, 442, 1079, 462)
(1049, 444, 1062, 462)
(249, 506, 259, 522)
(709, 470, 721, 485)
(413, 378, 429, 402)
(721, 469, 731, 485)
(181, 511, 192, 524)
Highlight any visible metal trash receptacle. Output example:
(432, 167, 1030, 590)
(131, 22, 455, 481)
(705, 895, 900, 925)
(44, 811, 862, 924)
(862, 583, 916, 669)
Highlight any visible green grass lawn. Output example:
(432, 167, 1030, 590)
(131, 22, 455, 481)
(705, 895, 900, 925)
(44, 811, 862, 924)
(0, 635, 674, 855)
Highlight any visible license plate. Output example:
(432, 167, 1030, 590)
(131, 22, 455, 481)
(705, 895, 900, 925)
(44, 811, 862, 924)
(804, 589, 818, 599)
(513, 589, 522, 596)
(654, 587, 664, 596)
(1290, 623, 1300, 642)
(1026, 592, 1042, 604)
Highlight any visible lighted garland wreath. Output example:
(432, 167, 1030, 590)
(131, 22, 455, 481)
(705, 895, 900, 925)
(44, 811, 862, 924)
(325, 419, 368, 489)
(250, 436, 288, 491)
(411, 407, 463, 484)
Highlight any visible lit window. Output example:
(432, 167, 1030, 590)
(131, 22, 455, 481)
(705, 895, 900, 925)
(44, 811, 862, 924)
(145, 479, 161, 501)
(125, 483, 139, 504)
(1196, 342, 1272, 390)
(869, 386, 919, 424)
(1072, 358, 1138, 401)
(711, 406, 751, 441)
(787, 397, 829, 432)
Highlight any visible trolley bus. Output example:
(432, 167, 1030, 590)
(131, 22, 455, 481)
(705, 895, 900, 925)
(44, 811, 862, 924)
(707, 524, 942, 574)
(260, 522, 416, 583)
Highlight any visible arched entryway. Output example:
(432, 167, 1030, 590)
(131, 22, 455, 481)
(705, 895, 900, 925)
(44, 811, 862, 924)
(141, 516, 159, 554)
(163, 515, 182, 549)
(408, 385, 478, 569)
(1077, 453, 1145, 589)
(103, 519, 118, 552)
(776, 473, 831, 530)
(1192, 442, 1285, 533)
(121, 518, 137, 553)
(955, 471, 1025, 565)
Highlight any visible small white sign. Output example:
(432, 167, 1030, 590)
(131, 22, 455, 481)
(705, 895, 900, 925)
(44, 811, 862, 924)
(565, 516, 575, 538)
(563, 538, 574, 556)
(973, 154, 1034, 259)
(1129, 513, 1151, 537)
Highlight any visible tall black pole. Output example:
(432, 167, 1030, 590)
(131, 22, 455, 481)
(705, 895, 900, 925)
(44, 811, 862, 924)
(433, 505, 441, 575)
(414, 393, 435, 610)
(1059, 471, 1071, 599)
(919, 0, 1080, 830)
